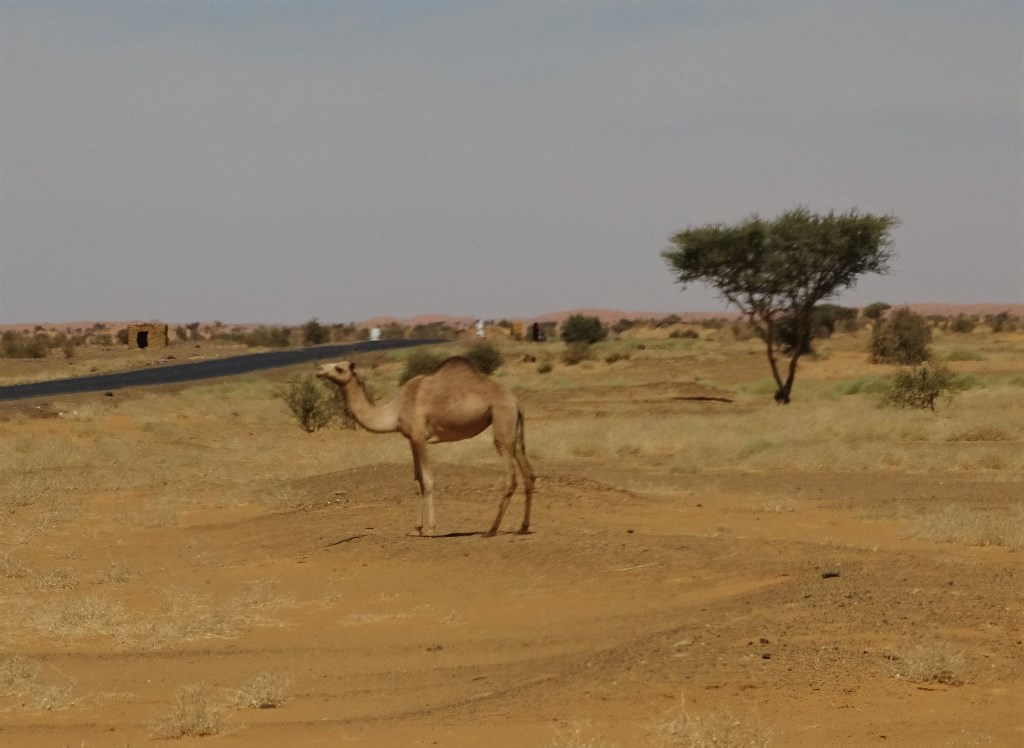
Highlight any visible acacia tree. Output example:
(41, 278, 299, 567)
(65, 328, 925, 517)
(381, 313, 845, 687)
(663, 207, 897, 403)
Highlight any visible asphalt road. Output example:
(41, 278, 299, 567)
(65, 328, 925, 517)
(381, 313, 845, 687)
(0, 339, 443, 402)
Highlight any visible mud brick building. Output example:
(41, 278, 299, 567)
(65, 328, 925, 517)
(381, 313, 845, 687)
(125, 323, 169, 349)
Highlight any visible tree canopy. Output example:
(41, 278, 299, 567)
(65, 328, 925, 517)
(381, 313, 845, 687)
(663, 207, 897, 402)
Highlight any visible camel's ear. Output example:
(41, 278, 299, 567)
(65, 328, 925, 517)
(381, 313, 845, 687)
(348, 362, 356, 373)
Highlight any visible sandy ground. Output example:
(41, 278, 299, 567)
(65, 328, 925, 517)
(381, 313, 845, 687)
(1, 334, 1022, 747)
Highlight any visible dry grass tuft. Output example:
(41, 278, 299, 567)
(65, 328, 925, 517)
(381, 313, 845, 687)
(228, 671, 288, 709)
(946, 425, 1014, 442)
(32, 595, 132, 640)
(647, 697, 772, 748)
(544, 719, 619, 748)
(890, 640, 967, 686)
(139, 581, 289, 647)
(0, 655, 77, 710)
(149, 683, 224, 738)
(909, 504, 1024, 550)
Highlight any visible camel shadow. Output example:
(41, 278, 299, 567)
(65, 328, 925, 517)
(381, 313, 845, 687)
(408, 530, 533, 539)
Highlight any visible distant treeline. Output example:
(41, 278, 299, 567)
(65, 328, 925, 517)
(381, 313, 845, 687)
(2, 309, 1020, 360)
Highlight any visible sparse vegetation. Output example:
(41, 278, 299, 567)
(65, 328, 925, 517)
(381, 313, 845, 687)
(1, 330, 49, 358)
(1, 314, 1021, 744)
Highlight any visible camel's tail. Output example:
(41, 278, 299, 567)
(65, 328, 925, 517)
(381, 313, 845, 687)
(515, 406, 527, 455)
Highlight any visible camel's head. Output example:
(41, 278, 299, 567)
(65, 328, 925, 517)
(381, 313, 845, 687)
(317, 360, 357, 387)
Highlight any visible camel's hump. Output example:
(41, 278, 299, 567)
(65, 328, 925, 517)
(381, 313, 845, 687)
(432, 356, 483, 374)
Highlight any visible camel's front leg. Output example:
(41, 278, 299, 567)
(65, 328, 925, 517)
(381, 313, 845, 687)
(410, 439, 435, 536)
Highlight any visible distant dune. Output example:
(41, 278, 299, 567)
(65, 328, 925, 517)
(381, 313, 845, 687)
(3, 303, 1022, 333)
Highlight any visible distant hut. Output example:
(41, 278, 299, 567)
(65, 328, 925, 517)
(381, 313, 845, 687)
(125, 322, 169, 349)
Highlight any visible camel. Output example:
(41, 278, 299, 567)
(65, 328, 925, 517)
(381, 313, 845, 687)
(316, 356, 535, 537)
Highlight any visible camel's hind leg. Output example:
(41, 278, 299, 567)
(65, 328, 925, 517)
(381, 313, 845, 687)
(409, 439, 436, 536)
(484, 441, 518, 537)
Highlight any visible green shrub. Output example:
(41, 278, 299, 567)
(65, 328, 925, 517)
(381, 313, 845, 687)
(669, 329, 699, 339)
(560, 315, 607, 345)
(301, 318, 330, 346)
(870, 308, 931, 364)
(881, 363, 958, 411)
(463, 341, 502, 375)
(282, 374, 339, 432)
(560, 342, 592, 366)
(399, 350, 445, 384)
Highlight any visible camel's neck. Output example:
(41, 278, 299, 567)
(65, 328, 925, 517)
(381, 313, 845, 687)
(340, 378, 400, 433)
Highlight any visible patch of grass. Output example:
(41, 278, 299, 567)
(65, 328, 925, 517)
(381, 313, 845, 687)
(890, 640, 967, 686)
(951, 372, 985, 391)
(150, 683, 224, 738)
(946, 425, 1013, 442)
(835, 376, 889, 395)
(738, 438, 773, 460)
(943, 348, 986, 361)
(647, 698, 772, 748)
(1008, 374, 1024, 387)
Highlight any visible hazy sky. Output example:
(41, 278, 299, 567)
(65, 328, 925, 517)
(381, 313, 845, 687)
(2, 1, 1021, 324)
